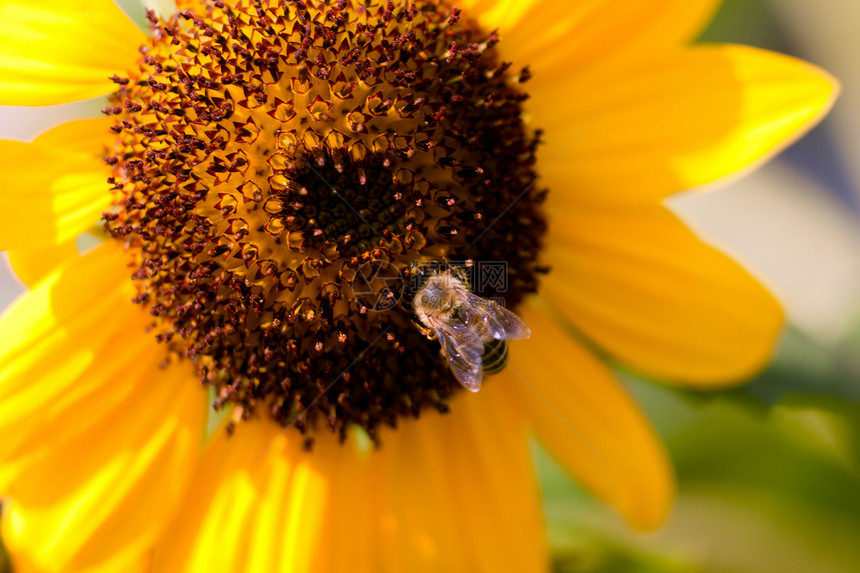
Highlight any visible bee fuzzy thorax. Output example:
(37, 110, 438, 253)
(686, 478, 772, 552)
(415, 272, 468, 313)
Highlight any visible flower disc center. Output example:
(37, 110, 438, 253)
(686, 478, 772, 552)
(104, 0, 547, 440)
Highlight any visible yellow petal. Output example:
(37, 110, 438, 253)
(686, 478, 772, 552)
(0, 0, 145, 105)
(5, 242, 80, 287)
(542, 203, 784, 384)
(535, 45, 839, 205)
(0, 243, 206, 573)
(2, 550, 149, 573)
(463, 0, 719, 81)
(154, 382, 547, 572)
(370, 383, 547, 572)
(506, 302, 674, 529)
(0, 118, 113, 249)
(31, 115, 117, 151)
(153, 417, 332, 573)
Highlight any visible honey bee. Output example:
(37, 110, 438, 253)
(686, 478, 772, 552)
(410, 264, 530, 391)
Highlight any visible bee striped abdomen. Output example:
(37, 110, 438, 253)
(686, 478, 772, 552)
(482, 338, 509, 375)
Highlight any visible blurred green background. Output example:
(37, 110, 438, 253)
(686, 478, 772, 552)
(540, 327, 860, 573)
(2, 1, 859, 572)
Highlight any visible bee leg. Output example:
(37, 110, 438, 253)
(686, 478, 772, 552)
(411, 318, 435, 339)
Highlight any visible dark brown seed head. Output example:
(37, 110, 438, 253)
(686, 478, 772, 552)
(104, 0, 547, 440)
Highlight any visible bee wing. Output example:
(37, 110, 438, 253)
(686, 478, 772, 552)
(427, 316, 484, 392)
(457, 290, 531, 341)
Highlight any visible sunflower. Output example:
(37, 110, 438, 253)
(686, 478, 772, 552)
(0, 0, 837, 571)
